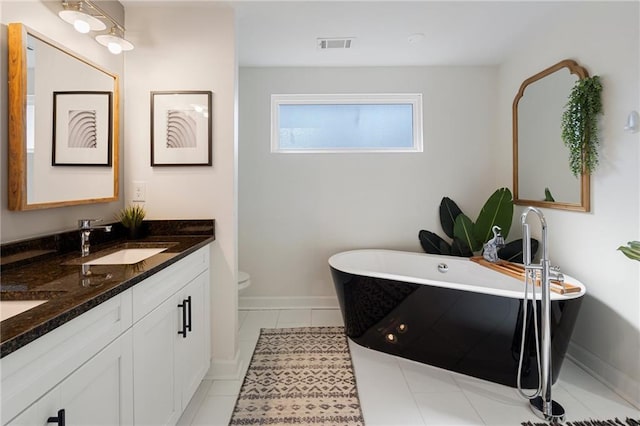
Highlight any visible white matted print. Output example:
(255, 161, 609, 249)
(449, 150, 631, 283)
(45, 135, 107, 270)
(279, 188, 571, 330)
(151, 91, 212, 166)
(52, 91, 112, 166)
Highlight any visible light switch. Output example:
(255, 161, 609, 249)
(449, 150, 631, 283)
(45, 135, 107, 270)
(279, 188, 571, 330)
(132, 181, 146, 202)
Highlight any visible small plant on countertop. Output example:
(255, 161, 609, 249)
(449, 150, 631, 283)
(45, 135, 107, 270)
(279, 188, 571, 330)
(618, 241, 640, 261)
(418, 187, 538, 263)
(116, 204, 146, 229)
(561, 75, 603, 177)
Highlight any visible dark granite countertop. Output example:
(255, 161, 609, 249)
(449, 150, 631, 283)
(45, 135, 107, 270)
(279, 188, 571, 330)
(0, 220, 215, 358)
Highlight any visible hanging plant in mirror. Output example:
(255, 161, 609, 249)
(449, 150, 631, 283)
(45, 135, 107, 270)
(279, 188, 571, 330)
(561, 75, 603, 176)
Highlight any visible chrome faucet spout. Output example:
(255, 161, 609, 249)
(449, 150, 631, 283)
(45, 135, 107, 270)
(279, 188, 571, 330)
(79, 219, 112, 257)
(521, 206, 548, 264)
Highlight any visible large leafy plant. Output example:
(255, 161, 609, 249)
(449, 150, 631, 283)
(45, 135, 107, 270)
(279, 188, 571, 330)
(618, 241, 640, 261)
(419, 187, 538, 262)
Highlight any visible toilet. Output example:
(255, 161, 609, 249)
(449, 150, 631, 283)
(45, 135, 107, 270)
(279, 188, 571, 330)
(238, 271, 251, 291)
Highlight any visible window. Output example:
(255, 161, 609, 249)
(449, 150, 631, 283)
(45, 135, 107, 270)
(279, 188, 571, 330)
(271, 93, 423, 153)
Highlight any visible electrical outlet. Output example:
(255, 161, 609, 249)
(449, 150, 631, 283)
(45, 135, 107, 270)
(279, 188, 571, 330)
(132, 181, 146, 202)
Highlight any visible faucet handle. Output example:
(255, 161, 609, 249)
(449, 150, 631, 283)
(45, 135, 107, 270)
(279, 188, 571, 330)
(550, 265, 563, 277)
(549, 266, 566, 291)
(78, 218, 102, 229)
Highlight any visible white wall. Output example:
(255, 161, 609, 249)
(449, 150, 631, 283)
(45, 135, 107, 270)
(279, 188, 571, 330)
(1, 1, 124, 243)
(239, 66, 498, 308)
(124, 3, 239, 377)
(497, 2, 640, 406)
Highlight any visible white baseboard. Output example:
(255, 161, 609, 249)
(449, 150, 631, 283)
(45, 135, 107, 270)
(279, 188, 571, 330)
(239, 296, 339, 310)
(206, 353, 245, 380)
(177, 379, 213, 426)
(568, 341, 640, 409)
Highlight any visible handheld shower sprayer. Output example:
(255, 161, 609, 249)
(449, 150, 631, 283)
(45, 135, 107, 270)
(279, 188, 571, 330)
(517, 207, 565, 422)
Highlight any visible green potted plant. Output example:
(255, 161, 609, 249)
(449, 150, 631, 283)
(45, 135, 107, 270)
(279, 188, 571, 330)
(618, 241, 640, 261)
(418, 187, 539, 263)
(561, 75, 603, 177)
(116, 204, 146, 239)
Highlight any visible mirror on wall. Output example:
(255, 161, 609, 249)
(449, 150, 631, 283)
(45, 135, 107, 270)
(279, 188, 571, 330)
(8, 23, 119, 211)
(513, 59, 590, 212)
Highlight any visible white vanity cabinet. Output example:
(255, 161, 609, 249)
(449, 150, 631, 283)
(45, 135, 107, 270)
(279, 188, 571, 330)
(132, 246, 210, 426)
(1, 291, 133, 426)
(7, 330, 134, 426)
(1, 244, 212, 426)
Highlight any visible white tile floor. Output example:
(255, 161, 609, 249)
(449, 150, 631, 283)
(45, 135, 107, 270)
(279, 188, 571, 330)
(182, 309, 639, 426)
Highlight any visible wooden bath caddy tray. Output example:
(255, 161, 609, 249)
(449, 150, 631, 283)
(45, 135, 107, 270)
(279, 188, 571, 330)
(470, 257, 581, 295)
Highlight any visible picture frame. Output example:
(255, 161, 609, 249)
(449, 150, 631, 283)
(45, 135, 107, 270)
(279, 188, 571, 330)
(150, 91, 213, 166)
(52, 91, 112, 166)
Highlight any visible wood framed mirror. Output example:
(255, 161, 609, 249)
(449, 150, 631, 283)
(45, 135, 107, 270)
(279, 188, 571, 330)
(8, 23, 119, 211)
(513, 59, 590, 212)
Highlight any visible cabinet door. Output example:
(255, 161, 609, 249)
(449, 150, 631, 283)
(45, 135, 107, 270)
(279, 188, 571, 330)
(60, 330, 134, 425)
(133, 295, 181, 426)
(5, 389, 58, 426)
(177, 271, 211, 408)
(7, 331, 133, 426)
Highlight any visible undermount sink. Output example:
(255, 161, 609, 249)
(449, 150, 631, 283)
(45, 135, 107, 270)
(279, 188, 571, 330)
(63, 242, 178, 266)
(0, 300, 47, 321)
(85, 248, 168, 265)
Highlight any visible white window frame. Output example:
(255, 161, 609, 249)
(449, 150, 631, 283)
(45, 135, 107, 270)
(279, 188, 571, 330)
(270, 93, 424, 153)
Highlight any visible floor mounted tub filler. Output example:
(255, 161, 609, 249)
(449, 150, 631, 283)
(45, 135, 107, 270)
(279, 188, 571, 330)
(329, 249, 585, 389)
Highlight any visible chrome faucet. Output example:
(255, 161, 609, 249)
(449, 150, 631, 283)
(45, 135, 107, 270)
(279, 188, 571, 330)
(519, 206, 565, 422)
(79, 219, 112, 257)
(482, 225, 505, 263)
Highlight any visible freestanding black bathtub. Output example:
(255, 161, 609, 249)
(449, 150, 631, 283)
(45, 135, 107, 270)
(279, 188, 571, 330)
(329, 249, 585, 388)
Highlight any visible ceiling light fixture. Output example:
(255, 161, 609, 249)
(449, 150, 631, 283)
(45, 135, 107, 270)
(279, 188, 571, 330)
(58, 1, 134, 54)
(58, 1, 106, 34)
(96, 27, 134, 55)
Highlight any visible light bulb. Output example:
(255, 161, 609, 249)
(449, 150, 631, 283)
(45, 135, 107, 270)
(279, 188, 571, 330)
(73, 18, 91, 34)
(107, 42, 123, 55)
(96, 32, 134, 54)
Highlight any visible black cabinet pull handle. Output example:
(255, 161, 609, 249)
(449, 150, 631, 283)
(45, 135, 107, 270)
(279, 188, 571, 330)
(186, 296, 192, 333)
(48, 409, 65, 426)
(177, 300, 187, 338)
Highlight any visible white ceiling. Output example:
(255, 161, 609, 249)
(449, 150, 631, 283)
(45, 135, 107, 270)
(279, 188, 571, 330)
(233, 1, 573, 67)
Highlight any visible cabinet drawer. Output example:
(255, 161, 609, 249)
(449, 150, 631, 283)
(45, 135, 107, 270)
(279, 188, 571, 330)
(1, 290, 132, 425)
(132, 245, 209, 323)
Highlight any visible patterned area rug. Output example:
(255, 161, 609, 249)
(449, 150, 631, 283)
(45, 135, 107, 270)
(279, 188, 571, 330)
(229, 326, 364, 425)
(522, 417, 640, 426)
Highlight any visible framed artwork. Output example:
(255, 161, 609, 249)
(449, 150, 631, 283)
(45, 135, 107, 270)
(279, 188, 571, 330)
(150, 91, 213, 166)
(52, 91, 112, 166)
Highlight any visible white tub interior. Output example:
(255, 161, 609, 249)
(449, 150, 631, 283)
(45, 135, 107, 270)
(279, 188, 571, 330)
(329, 249, 586, 300)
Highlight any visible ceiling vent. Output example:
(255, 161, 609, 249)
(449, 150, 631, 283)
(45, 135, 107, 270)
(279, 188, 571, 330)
(317, 37, 354, 50)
